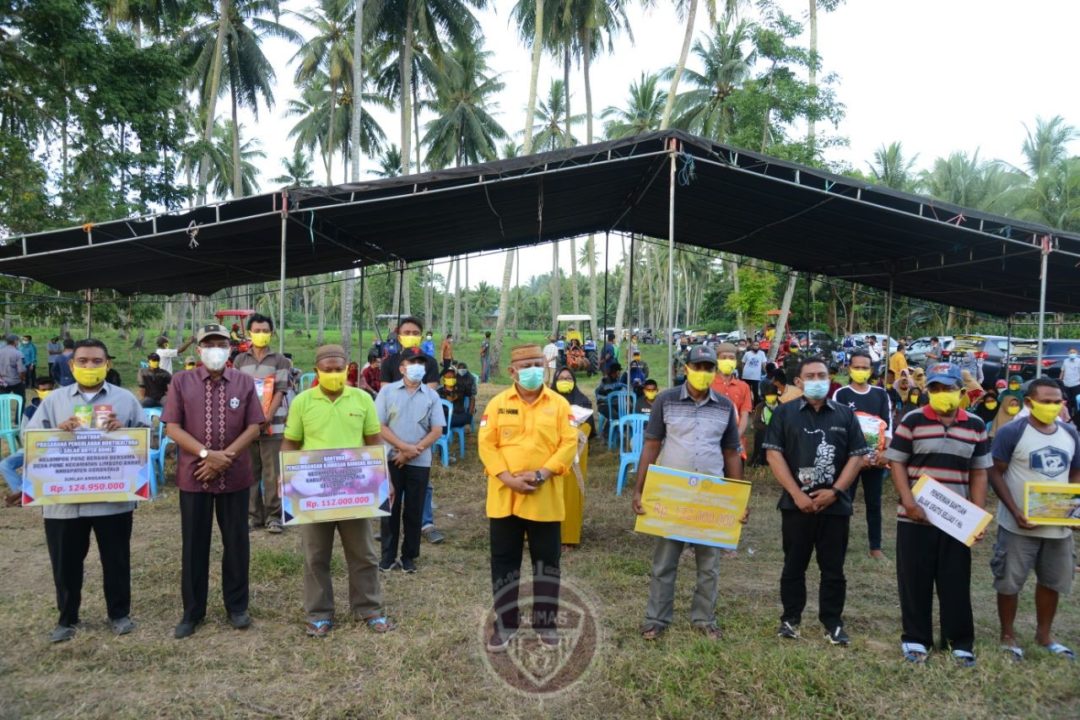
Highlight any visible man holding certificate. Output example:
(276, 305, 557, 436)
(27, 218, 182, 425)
(282, 344, 394, 637)
(26, 339, 145, 643)
(988, 377, 1080, 661)
(632, 345, 744, 641)
(886, 362, 990, 666)
(764, 356, 869, 647)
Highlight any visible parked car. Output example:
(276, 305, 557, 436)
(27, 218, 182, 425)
(850, 333, 899, 356)
(946, 334, 1018, 387)
(1007, 339, 1080, 381)
(792, 330, 839, 357)
(906, 336, 955, 366)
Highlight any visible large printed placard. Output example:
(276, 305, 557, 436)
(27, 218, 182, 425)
(1024, 481, 1080, 527)
(21, 428, 152, 505)
(280, 446, 390, 525)
(911, 474, 992, 546)
(634, 464, 751, 549)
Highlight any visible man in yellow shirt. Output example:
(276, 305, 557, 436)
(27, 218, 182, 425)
(478, 344, 578, 652)
(281, 344, 395, 638)
(889, 341, 909, 377)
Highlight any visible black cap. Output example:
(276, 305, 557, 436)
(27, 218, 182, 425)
(687, 345, 717, 364)
(400, 347, 425, 360)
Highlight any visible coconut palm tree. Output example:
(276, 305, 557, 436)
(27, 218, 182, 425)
(666, 16, 755, 141)
(205, 120, 264, 198)
(602, 72, 665, 139)
(1020, 115, 1077, 178)
(531, 78, 583, 152)
(367, 0, 485, 175)
(422, 42, 507, 168)
(290, 0, 354, 185)
(373, 144, 403, 177)
(867, 141, 918, 191)
(178, 0, 300, 201)
(270, 149, 315, 188)
(660, 0, 720, 130)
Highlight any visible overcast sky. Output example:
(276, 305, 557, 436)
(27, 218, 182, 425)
(245, 0, 1080, 292)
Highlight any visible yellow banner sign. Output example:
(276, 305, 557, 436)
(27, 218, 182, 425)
(1024, 481, 1080, 526)
(22, 428, 152, 505)
(634, 464, 751, 549)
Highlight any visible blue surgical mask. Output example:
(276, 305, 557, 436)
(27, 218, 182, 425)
(802, 379, 830, 400)
(516, 366, 545, 390)
(405, 364, 426, 383)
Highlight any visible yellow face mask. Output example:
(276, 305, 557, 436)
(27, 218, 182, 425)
(36, 389, 51, 400)
(909, 393, 920, 404)
(148, 360, 160, 369)
(1009, 383, 1020, 391)
(443, 378, 457, 388)
(765, 394, 778, 406)
(984, 400, 998, 411)
(556, 380, 574, 394)
(686, 369, 715, 391)
(644, 389, 658, 401)
(185, 363, 196, 370)
(318, 370, 346, 393)
(717, 359, 737, 375)
(72, 365, 108, 388)
(399, 334, 422, 349)
(250, 331, 272, 348)
(849, 369, 872, 385)
(928, 390, 962, 414)
(1029, 400, 1062, 425)
(1006, 404, 1021, 416)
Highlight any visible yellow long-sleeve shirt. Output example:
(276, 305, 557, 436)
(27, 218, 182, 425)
(478, 385, 579, 521)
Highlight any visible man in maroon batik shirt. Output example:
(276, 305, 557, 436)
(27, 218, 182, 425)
(164, 323, 264, 639)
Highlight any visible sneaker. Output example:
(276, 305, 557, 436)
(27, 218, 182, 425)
(379, 559, 400, 572)
(305, 619, 333, 638)
(422, 526, 446, 544)
(174, 619, 202, 639)
(267, 519, 284, 534)
(777, 621, 800, 640)
(824, 625, 850, 646)
(110, 616, 136, 636)
(401, 558, 417, 574)
(49, 625, 76, 643)
(486, 629, 516, 653)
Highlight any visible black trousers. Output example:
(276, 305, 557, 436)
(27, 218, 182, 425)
(847, 468, 885, 551)
(44, 512, 133, 627)
(381, 463, 429, 563)
(780, 510, 850, 629)
(490, 516, 561, 633)
(179, 489, 249, 623)
(896, 522, 974, 652)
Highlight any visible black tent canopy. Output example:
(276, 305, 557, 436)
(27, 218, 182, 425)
(3, 129, 1079, 316)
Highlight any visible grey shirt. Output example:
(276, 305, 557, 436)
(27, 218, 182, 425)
(375, 380, 445, 468)
(24, 382, 146, 519)
(0, 344, 25, 386)
(644, 384, 741, 477)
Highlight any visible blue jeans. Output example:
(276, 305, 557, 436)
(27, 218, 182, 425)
(423, 484, 434, 527)
(1, 451, 23, 492)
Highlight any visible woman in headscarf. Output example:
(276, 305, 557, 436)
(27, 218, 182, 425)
(972, 388, 999, 425)
(999, 374, 1024, 404)
(960, 369, 985, 409)
(551, 367, 592, 548)
(892, 369, 921, 422)
(911, 366, 927, 393)
(990, 393, 1023, 437)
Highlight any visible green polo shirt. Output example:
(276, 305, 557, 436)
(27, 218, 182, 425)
(284, 386, 381, 450)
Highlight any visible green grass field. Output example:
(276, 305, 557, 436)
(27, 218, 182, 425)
(2, 329, 1078, 719)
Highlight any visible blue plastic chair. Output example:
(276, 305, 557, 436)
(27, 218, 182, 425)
(299, 372, 316, 391)
(606, 390, 636, 449)
(595, 383, 627, 439)
(0, 393, 24, 456)
(615, 413, 649, 495)
(446, 403, 468, 459)
(433, 399, 453, 466)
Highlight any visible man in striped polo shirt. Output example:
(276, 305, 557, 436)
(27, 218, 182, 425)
(886, 363, 990, 666)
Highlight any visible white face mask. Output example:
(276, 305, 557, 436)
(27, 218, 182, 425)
(200, 346, 229, 371)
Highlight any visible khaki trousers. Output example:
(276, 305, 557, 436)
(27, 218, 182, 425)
(248, 434, 283, 526)
(301, 518, 382, 622)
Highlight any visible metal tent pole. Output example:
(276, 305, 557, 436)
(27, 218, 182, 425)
(628, 234, 636, 336)
(1036, 237, 1050, 378)
(667, 149, 676, 388)
(85, 289, 92, 337)
(884, 276, 894, 380)
(603, 232, 610, 335)
(278, 191, 288, 353)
